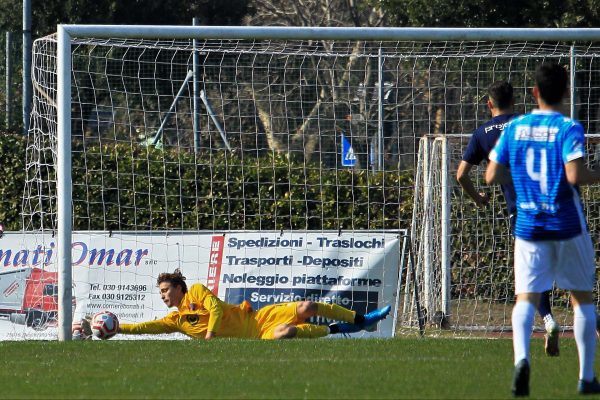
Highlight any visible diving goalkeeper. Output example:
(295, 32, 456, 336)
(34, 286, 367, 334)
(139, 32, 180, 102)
(116, 269, 391, 340)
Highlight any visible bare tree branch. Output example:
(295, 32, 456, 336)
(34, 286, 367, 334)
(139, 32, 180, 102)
(243, 0, 389, 155)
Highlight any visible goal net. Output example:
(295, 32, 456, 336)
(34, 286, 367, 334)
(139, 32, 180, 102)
(409, 135, 517, 332)
(408, 133, 600, 333)
(17, 26, 600, 339)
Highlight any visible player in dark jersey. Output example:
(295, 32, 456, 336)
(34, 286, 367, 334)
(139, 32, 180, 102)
(456, 81, 560, 357)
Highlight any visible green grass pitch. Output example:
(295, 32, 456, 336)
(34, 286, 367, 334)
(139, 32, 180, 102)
(0, 337, 597, 399)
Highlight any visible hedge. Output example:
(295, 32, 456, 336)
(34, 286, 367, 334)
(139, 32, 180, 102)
(0, 135, 415, 233)
(0, 132, 26, 230)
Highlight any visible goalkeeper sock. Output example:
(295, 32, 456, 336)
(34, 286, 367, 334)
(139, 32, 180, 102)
(316, 303, 356, 323)
(574, 304, 597, 381)
(512, 301, 535, 365)
(329, 324, 340, 334)
(295, 324, 330, 338)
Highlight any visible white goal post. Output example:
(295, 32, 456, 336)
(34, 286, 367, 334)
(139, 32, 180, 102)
(408, 133, 600, 332)
(34, 26, 600, 340)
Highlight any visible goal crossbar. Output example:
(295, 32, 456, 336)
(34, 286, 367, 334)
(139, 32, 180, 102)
(59, 25, 600, 41)
(54, 25, 600, 341)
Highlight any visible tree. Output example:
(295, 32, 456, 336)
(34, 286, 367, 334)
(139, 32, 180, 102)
(0, 0, 252, 146)
(240, 0, 389, 165)
(377, 0, 600, 134)
(378, 0, 600, 28)
(0, 0, 251, 38)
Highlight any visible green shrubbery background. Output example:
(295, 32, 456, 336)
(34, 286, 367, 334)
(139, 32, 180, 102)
(70, 142, 414, 231)
(0, 132, 26, 229)
(2, 132, 415, 232)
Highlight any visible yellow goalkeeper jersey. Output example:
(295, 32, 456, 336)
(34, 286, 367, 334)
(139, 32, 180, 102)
(119, 283, 253, 339)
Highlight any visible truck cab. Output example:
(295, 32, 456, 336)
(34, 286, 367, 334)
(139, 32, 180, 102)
(0, 268, 72, 330)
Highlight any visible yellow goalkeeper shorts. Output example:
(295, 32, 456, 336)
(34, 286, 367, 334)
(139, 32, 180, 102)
(251, 302, 301, 340)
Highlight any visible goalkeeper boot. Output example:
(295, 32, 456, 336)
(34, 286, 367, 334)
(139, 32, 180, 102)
(578, 377, 600, 394)
(511, 359, 530, 397)
(362, 305, 392, 332)
(543, 316, 560, 357)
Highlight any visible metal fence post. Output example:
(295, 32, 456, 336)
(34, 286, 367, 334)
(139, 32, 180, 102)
(6, 32, 13, 129)
(193, 17, 201, 152)
(22, 0, 32, 134)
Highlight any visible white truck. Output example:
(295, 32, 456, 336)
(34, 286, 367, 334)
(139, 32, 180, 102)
(0, 267, 61, 330)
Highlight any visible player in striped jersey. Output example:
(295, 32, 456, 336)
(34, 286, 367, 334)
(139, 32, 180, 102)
(457, 81, 560, 357)
(487, 63, 600, 396)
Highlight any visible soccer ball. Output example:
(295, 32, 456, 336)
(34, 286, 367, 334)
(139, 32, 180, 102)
(91, 311, 119, 340)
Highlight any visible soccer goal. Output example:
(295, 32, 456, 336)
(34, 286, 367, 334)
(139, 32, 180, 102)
(408, 134, 517, 331)
(20, 26, 600, 340)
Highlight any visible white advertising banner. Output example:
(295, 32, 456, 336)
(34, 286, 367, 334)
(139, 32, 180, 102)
(0, 231, 402, 340)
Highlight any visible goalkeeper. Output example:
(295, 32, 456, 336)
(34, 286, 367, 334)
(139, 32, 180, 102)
(116, 269, 391, 340)
(456, 80, 560, 357)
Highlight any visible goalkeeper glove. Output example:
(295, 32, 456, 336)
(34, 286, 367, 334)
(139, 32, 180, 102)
(72, 314, 93, 340)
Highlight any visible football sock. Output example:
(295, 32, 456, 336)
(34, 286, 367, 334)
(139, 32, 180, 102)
(543, 314, 556, 326)
(316, 303, 356, 323)
(295, 324, 330, 338)
(574, 304, 597, 381)
(537, 290, 552, 319)
(354, 314, 365, 325)
(512, 301, 535, 365)
(329, 324, 340, 334)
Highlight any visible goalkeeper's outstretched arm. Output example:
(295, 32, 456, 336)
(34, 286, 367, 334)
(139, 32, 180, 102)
(119, 316, 178, 335)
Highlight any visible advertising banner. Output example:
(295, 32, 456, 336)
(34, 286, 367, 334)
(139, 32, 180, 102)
(0, 231, 402, 340)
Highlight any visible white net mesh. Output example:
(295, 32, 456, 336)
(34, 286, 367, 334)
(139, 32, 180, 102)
(22, 34, 600, 336)
(409, 135, 515, 332)
(409, 134, 600, 333)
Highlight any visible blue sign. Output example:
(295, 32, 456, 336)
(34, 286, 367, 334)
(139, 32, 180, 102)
(225, 287, 379, 318)
(341, 132, 356, 167)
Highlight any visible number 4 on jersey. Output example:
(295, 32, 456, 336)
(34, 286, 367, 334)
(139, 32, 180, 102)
(526, 147, 548, 194)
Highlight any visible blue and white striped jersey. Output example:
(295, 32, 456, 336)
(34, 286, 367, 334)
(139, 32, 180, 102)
(489, 110, 586, 240)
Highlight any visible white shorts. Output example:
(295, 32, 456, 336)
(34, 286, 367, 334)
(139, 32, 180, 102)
(514, 233, 595, 294)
